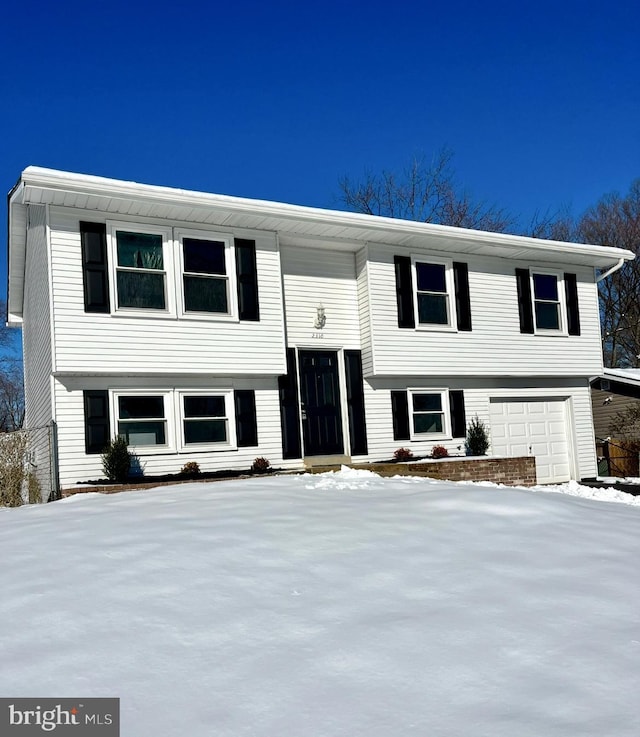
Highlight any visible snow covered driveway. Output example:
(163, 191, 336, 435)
(1, 470, 639, 736)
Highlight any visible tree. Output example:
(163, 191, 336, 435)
(0, 364, 24, 431)
(0, 298, 24, 431)
(577, 181, 640, 367)
(338, 148, 514, 232)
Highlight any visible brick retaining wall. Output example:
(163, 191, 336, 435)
(351, 456, 537, 486)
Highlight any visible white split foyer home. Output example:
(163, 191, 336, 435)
(6, 167, 635, 497)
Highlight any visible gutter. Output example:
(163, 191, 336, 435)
(596, 257, 626, 282)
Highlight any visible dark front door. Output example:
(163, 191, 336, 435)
(299, 350, 344, 456)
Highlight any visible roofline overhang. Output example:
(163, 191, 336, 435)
(15, 166, 636, 263)
(7, 166, 636, 323)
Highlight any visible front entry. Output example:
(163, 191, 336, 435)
(299, 350, 344, 456)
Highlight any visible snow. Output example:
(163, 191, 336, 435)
(1, 470, 639, 736)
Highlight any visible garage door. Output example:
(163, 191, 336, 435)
(489, 398, 571, 484)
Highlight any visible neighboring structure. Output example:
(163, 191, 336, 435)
(591, 368, 640, 441)
(591, 369, 640, 477)
(7, 167, 634, 494)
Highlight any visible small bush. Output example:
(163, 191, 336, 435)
(393, 447, 414, 462)
(431, 445, 449, 459)
(465, 415, 490, 456)
(101, 437, 132, 483)
(0, 431, 28, 507)
(251, 457, 272, 474)
(181, 461, 201, 476)
(27, 472, 42, 504)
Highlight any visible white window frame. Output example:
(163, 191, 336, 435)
(411, 256, 457, 331)
(176, 228, 238, 321)
(111, 389, 174, 454)
(408, 388, 450, 440)
(107, 221, 175, 317)
(176, 390, 237, 452)
(530, 269, 567, 335)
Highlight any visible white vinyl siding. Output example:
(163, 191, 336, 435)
(357, 377, 595, 482)
(48, 208, 286, 375)
(365, 243, 602, 377)
(23, 205, 53, 428)
(53, 376, 296, 488)
(280, 245, 361, 349)
(22, 204, 55, 498)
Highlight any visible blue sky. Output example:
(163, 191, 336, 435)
(1, 0, 639, 309)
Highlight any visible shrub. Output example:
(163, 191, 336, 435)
(465, 415, 490, 456)
(101, 437, 132, 483)
(393, 447, 414, 462)
(251, 457, 271, 474)
(431, 445, 449, 459)
(0, 431, 28, 507)
(27, 472, 42, 504)
(181, 461, 201, 476)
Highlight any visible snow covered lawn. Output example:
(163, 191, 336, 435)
(1, 470, 639, 736)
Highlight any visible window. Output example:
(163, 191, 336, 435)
(107, 223, 173, 314)
(409, 390, 449, 438)
(182, 394, 229, 445)
(117, 394, 168, 447)
(532, 273, 562, 330)
(412, 258, 456, 329)
(177, 229, 237, 318)
(395, 256, 471, 331)
(517, 269, 574, 335)
(183, 238, 228, 313)
(392, 389, 465, 441)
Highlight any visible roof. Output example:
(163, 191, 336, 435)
(598, 368, 640, 387)
(7, 166, 636, 324)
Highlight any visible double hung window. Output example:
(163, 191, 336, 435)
(413, 259, 455, 328)
(532, 272, 562, 331)
(181, 235, 232, 314)
(181, 394, 230, 446)
(117, 394, 168, 447)
(108, 223, 172, 313)
(409, 390, 448, 438)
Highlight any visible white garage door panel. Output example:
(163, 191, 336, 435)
(490, 398, 571, 484)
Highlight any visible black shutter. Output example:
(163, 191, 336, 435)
(564, 273, 581, 336)
(344, 350, 368, 456)
(453, 262, 472, 331)
(391, 391, 410, 441)
(235, 390, 258, 447)
(515, 268, 534, 334)
(83, 390, 110, 454)
(80, 222, 110, 313)
(279, 348, 302, 458)
(449, 390, 466, 438)
(394, 256, 415, 328)
(235, 239, 260, 321)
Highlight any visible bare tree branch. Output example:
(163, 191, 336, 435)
(338, 148, 514, 232)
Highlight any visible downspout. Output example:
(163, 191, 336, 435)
(596, 258, 625, 282)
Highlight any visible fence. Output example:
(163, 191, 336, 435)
(596, 438, 640, 478)
(0, 421, 59, 505)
